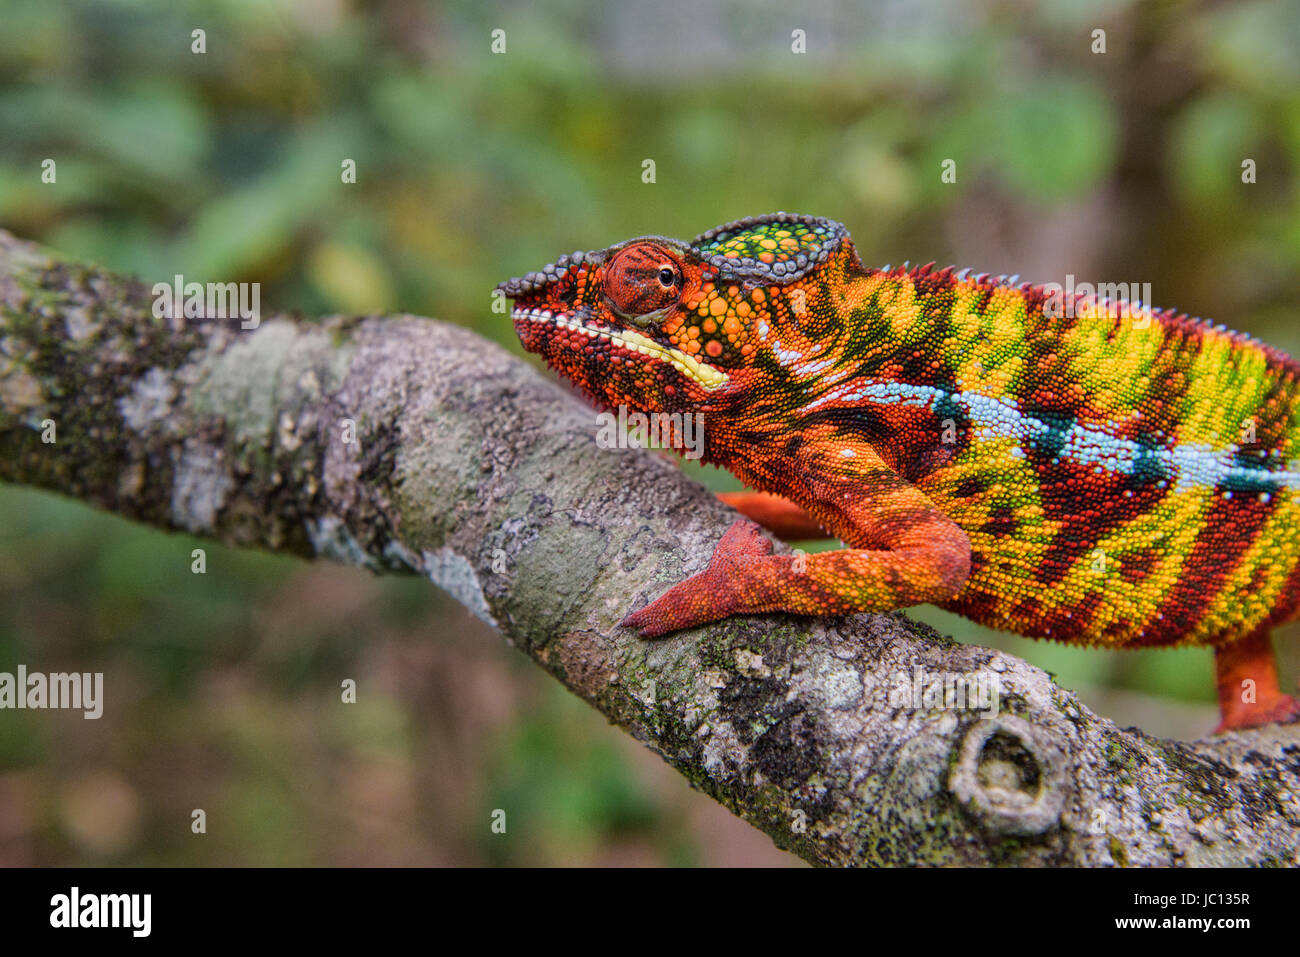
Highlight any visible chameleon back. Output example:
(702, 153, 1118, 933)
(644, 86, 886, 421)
(854, 266, 1300, 649)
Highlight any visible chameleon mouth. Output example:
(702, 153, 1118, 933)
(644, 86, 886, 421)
(512, 306, 729, 391)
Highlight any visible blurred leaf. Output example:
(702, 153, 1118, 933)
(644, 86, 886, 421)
(990, 78, 1120, 201)
(306, 240, 396, 313)
(177, 119, 364, 277)
(838, 124, 915, 213)
(1202, 0, 1300, 93)
(0, 82, 209, 185)
(1168, 93, 1264, 210)
(0, 1, 78, 72)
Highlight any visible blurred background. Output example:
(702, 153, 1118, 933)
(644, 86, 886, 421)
(1, 0, 1298, 865)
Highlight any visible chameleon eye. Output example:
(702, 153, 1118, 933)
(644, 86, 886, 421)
(604, 243, 682, 318)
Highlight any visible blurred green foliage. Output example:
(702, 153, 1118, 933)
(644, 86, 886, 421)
(1, 0, 1298, 864)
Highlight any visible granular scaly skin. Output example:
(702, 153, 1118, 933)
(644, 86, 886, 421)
(500, 212, 1300, 732)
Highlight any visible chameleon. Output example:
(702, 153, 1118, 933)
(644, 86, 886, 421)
(499, 212, 1300, 733)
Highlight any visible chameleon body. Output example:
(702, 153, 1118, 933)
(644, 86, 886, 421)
(500, 213, 1300, 732)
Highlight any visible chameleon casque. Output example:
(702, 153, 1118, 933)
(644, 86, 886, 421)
(499, 212, 1300, 733)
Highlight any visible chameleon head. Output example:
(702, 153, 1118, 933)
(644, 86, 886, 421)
(498, 213, 857, 416)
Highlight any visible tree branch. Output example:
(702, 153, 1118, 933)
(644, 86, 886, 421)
(2, 229, 1298, 867)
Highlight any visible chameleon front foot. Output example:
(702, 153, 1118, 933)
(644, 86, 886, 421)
(621, 499, 969, 637)
(621, 519, 780, 637)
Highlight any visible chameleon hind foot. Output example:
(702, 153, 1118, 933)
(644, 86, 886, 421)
(716, 491, 830, 541)
(1213, 629, 1300, 733)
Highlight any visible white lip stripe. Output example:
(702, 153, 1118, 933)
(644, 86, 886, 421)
(512, 306, 728, 390)
(806, 379, 1300, 491)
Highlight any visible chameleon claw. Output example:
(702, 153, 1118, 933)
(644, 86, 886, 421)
(619, 606, 677, 638)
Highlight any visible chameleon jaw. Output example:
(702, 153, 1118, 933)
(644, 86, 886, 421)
(512, 306, 729, 391)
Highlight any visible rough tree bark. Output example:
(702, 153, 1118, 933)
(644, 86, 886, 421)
(1, 229, 1298, 867)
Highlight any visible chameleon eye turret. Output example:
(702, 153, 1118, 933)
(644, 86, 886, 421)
(603, 243, 683, 320)
(501, 213, 1300, 734)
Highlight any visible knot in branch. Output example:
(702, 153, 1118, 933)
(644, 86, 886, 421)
(949, 714, 1069, 836)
